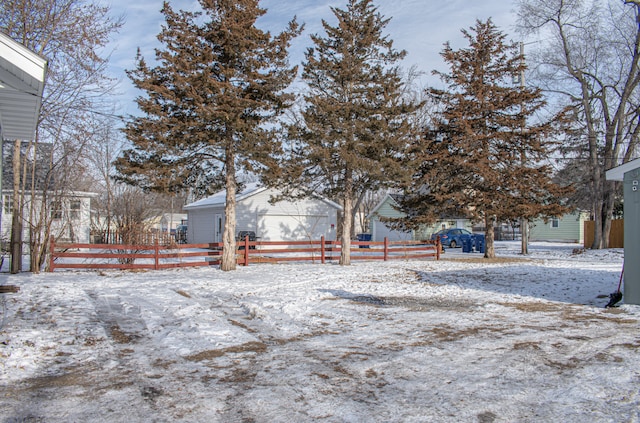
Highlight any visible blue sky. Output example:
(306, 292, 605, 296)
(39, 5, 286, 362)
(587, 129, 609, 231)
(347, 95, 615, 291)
(105, 0, 519, 117)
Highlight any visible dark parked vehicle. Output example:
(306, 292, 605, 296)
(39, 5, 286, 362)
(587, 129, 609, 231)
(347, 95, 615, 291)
(175, 224, 188, 243)
(430, 228, 474, 248)
(237, 230, 258, 249)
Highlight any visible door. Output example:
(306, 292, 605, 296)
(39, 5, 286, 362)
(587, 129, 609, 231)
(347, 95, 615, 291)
(214, 214, 223, 243)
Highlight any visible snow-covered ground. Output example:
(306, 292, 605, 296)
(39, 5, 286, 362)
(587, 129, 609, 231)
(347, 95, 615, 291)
(0, 242, 636, 422)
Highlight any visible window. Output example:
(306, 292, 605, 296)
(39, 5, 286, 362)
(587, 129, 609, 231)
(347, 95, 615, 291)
(3, 195, 12, 214)
(51, 201, 62, 219)
(70, 200, 81, 219)
(551, 218, 559, 228)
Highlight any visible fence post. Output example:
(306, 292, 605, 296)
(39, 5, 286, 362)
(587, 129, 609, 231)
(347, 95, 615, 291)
(436, 237, 441, 260)
(154, 239, 160, 270)
(384, 237, 389, 261)
(243, 235, 250, 266)
(48, 237, 55, 272)
(321, 236, 325, 264)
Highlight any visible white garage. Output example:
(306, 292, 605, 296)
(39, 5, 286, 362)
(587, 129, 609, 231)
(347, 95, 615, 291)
(183, 183, 341, 244)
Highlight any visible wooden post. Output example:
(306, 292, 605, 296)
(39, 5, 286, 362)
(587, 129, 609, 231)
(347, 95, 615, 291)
(384, 237, 389, 261)
(436, 237, 441, 260)
(321, 236, 325, 264)
(243, 235, 250, 266)
(154, 239, 160, 270)
(48, 237, 55, 272)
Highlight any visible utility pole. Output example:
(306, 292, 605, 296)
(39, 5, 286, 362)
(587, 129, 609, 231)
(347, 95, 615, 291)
(519, 41, 529, 255)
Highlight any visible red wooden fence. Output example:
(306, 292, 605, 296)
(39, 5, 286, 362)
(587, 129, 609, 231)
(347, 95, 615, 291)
(48, 236, 441, 272)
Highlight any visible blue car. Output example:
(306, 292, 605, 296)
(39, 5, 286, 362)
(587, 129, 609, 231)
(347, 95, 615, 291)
(430, 228, 473, 248)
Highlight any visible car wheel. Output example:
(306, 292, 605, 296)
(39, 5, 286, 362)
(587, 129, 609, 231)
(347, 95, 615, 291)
(450, 240, 457, 248)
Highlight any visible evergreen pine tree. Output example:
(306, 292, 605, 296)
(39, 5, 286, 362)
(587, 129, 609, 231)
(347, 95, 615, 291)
(282, 0, 418, 265)
(399, 19, 571, 258)
(116, 0, 301, 270)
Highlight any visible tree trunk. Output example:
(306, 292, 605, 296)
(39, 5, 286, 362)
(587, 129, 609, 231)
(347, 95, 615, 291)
(221, 149, 237, 271)
(601, 179, 617, 249)
(591, 197, 604, 249)
(520, 217, 529, 255)
(10, 140, 22, 274)
(484, 214, 496, 259)
(340, 171, 353, 266)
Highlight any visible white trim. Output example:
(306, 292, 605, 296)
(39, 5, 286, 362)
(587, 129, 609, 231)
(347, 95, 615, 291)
(606, 158, 640, 181)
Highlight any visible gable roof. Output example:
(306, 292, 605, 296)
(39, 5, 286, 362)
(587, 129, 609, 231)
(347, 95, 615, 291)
(183, 183, 342, 211)
(367, 193, 401, 219)
(606, 157, 640, 181)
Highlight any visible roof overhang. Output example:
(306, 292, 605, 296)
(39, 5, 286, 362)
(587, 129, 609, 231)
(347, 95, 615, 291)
(606, 158, 640, 181)
(0, 32, 47, 141)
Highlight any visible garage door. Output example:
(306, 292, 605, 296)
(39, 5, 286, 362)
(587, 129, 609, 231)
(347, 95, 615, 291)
(258, 214, 329, 241)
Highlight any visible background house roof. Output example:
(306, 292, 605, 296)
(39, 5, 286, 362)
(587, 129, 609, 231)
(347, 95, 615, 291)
(0, 32, 47, 141)
(183, 183, 266, 210)
(606, 157, 640, 181)
(183, 182, 342, 211)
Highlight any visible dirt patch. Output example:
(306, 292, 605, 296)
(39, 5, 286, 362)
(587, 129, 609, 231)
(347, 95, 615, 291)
(110, 324, 140, 344)
(220, 368, 258, 383)
(383, 296, 478, 312)
(430, 325, 507, 342)
(185, 341, 268, 362)
(26, 369, 92, 390)
(498, 301, 570, 313)
(513, 341, 542, 350)
(229, 319, 257, 333)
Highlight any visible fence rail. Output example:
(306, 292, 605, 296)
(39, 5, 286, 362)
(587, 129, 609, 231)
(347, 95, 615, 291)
(48, 237, 441, 272)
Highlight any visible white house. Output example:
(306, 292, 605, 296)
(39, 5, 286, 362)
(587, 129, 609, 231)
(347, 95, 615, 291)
(1, 190, 95, 244)
(183, 183, 341, 244)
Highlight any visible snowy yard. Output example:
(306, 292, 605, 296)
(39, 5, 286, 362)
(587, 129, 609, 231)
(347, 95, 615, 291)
(0, 242, 637, 422)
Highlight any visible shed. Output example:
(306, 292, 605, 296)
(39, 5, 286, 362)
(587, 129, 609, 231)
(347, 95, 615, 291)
(367, 194, 472, 242)
(529, 211, 589, 244)
(183, 183, 341, 244)
(606, 158, 640, 305)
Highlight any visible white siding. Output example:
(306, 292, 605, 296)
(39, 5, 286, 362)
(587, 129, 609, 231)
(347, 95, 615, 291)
(372, 219, 412, 242)
(258, 214, 330, 241)
(238, 188, 338, 241)
(1, 192, 93, 244)
(186, 187, 339, 243)
(187, 207, 219, 244)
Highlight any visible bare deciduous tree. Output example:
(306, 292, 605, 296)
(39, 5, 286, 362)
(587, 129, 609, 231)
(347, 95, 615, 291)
(516, 0, 640, 249)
